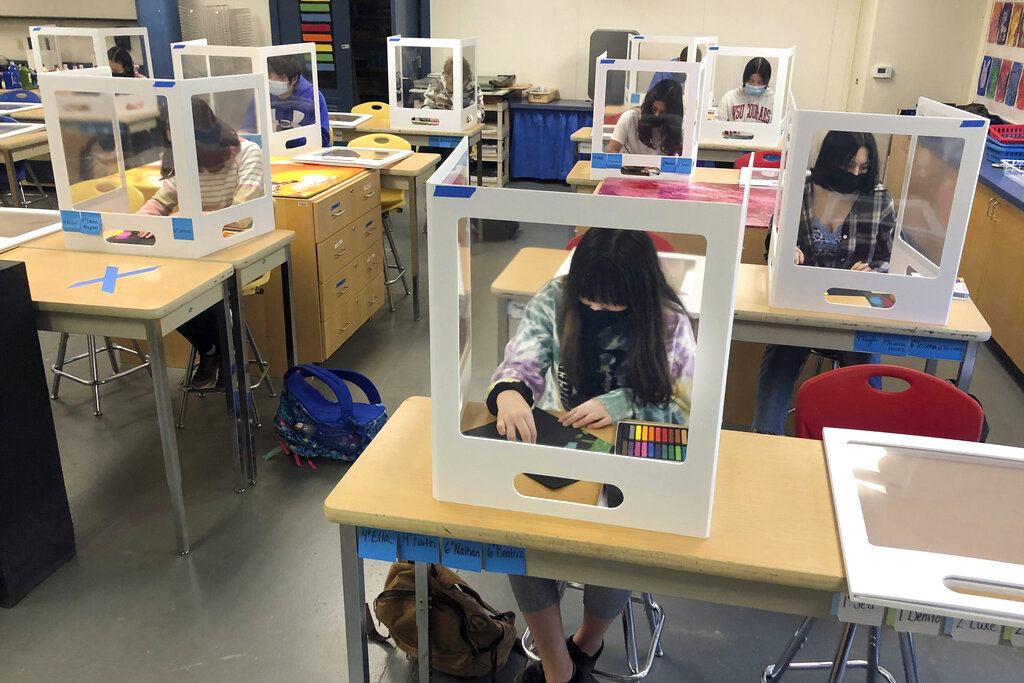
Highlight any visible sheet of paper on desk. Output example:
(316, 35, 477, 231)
(557, 249, 705, 317)
(738, 166, 780, 188)
(597, 177, 776, 229)
(269, 162, 362, 198)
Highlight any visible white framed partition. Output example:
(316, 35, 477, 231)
(768, 99, 988, 325)
(625, 34, 718, 105)
(170, 40, 322, 157)
(30, 26, 153, 77)
(387, 35, 479, 132)
(427, 138, 747, 538)
(590, 54, 706, 180)
(39, 70, 273, 258)
(700, 45, 796, 149)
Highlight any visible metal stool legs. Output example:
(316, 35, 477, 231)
(762, 617, 902, 683)
(520, 590, 665, 682)
(50, 333, 151, 416)
(381, 212, 410, 312)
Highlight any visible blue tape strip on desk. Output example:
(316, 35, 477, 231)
(485, 544, 526, 575)
(399, 533, 440, 564)
(853, 331, 910, 355)
(357, 527, 398, 561)
(60, 210, 81, 233)
(428, 135, 458, 148)
(442, 538, 483, 571)
(908, 337, 967, 360)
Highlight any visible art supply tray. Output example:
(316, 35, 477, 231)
(614, 420, 687, 462)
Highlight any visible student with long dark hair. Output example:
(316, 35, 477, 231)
(753, 130, 895, 435)
(606, 79, 684, 157)
(107, 45, 144, 78)
(715, 56, 774, 124)
(487, 229, 696, 682)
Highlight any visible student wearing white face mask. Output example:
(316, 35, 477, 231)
(266, 54, 330, 147)
(714, 57, 774, 124)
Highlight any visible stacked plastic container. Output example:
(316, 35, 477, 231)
(986, 124, 1024, 163)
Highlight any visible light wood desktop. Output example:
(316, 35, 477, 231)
(0, 128, 49, 207)
(9, 104, 44, 122)
(492, 248, 991, 391)
(324, 396, 844, 682)
(570, 125, 779, 164)
(2, 245, 236, 554)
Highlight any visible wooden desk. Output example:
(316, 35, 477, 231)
(569, 126, 779, 164)
(324, 397, 843, 682)
(566, 160, 599, 193)
(331, 116, 484, 186)
(571, 125, 593, 162)
(2, 246, 235, 554)
(492, 248, 992, 391)
(9, 104, 45, 122)
(0, 129, 49, 208)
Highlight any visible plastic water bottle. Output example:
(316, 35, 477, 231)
(18, 64, 30, 89)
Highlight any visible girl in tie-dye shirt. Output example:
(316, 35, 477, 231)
(486, 228, 696, 443)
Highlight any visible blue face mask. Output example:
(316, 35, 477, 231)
(744, 84, 767, 97)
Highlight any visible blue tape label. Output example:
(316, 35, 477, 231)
(854, 331, 909, 355)
(605, 153, 622, 168)
(600, 59, 615, 64)
(660, 156, 676, 173)
(172, 217, 194, 241)
(441, 538, 483, 571)
(357, 527, 398, 562)
(428, 135, 457, 148)
(60, 210, 81, 233)
(79, 211, 102, 236)
(629, 92, 641, 104)
(960, 119, 985, 127)
(432, 185, 476, 198)
(591, 152, 607, 169)
(153, 80, 175, 88)
(398, 533, 440, 564)
(908, 337, 966, 361)
(677, 157, 693, 174)
(484, 544, 526, 575)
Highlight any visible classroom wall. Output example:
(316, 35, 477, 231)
(0, 19, 135, 66)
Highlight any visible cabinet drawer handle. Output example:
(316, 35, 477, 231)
(331, 208, 347, 217)
(363, 191, 376, 199)
(367, 262, 378, 271)
(336, 286, 350, 296)
(991, 199, 999, 222)
(338, 322, 352, 333)
(333, 248, 347, 258)
(368, 296, 379, 305)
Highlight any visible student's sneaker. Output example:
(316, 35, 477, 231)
(513, 660, 595, 683)
(565, 637, 603, 678)
(189, 351, 220, 390)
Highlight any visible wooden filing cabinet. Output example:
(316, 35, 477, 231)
(274, 170, 385, 364)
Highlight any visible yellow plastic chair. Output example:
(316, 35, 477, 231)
(351, 101, 389, 118)
(69, 179, 146, 212)
(347, 133, 411, 312)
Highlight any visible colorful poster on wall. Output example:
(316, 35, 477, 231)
(998, 1, 1013, 43)
(988, 58, 1003, 98)
(1006, 62, 1023, 105)
(298, 1, 337, 90)
(996, 59, 1012, 100)
(1018, 75, 1024, 108)
(1010, 4, 1023, 45)
(980, 55, 993, 95)
(991, 2, 1005, 42)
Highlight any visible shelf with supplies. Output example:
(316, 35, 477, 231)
(476, 98, 510, 187)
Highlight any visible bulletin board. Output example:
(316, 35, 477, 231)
(976, 1, 1024, 123)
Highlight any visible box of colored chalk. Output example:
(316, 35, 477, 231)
(614, 421, 687, 462)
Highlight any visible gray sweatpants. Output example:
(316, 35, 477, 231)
(509, 574, 630, 620)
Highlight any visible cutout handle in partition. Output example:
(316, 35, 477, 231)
(513, 475, 621, 508)
(944, 576, 1024, 605)
(285, 136, 307, 149)
(357, 526, 399, 561)
(824, 288, 896, 309)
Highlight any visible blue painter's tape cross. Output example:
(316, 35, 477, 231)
(68, 265, 160, 294)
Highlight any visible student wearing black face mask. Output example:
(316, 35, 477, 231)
(485, 228, 696, 683)
(753, 130, 895, 435)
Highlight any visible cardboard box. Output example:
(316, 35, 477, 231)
(527, 88, 560, 103)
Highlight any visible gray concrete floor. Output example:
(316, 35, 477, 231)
(3, 180, 1024, 682)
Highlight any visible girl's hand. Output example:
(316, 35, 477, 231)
(496, 390, 536, 443)
(850, 261, 872, 271)
(559, 399, 612, 429)
(794, 246, 804, 265)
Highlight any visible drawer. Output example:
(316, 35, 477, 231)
(321, 298, 360, 356)
(318, 242, 385, 321)
(312, 171, 380, 242)
(360, 274, 387, 321)
(315, 205, 382, 282)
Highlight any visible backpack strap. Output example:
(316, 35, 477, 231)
(283, 364, 355, 423)
(320, 368, 383, 405)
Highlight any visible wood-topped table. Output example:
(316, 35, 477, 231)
(324, 396, 844, 682)
(0, 128, 49, 207)
(492, 248, 992, 390)
(1, 245, 236, 554)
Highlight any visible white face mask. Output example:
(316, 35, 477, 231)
(268, 79, 290, 97)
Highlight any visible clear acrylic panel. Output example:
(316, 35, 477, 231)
(104, 34, 150, 77)
(604, 66, 687, 159)
(460, 45, 477, 110)
(211, 55, 254, 77)
(46, 35, 97, 70)
(180, 54, 211, 79)
(53, 89, 125, 205)
(266, 52, 316, 132)
(710, 53, 780, 127)
(850, 442, 1024, 565)
(190, 89, 266, 215)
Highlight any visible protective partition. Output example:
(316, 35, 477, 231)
(624, 34, 718, 105)
(768, 99, 987, 325)
(590, 54, 706, 180)
(700, 45, 795, 148)
(30, 26, 152, 77)
(427, 138, 746, 538)
(170, 40, 322, 157)
(387, 35, 479, 132)
(823, 427, 1024, 628)
(39, 69, 273, 258)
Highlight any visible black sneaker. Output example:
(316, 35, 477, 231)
(190, 351, 220, 390)
(513, 660, 594, 683)
(565, 636, 603, 678)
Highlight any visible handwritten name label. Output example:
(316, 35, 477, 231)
(356, 527, 397, 562)
(891, 609, 944, 635)
(947, 617, 1001, 645)
(442, 538, 483, 572)
(907, 337, 966, 361)
(60, 210, 81, 233)
(79, 212, 102, 236)
(832, 593, 885, 626)
(854, 331, 910, 355)
(1004, 626, 1024, 647)
(398, 533, 439, 564)
(484, 544, 526, 575)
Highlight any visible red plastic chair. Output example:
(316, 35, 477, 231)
(732, 149, 782, 169)
(794, 364, 984, 441)
(565, 232, 675, 253)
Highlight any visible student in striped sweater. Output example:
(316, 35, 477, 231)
(137, 99, 265, 388)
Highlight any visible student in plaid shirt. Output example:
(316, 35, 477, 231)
(754, 131, 895, 434)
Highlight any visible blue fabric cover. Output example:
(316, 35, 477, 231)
(510, 109, 592, 180)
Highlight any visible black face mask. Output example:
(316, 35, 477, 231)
(578, 302, 629, 332)
(813, 166, 866, 195)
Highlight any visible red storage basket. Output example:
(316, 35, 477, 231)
(989, 124, 1024, 145)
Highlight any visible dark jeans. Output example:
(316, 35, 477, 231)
(177, 305, 219, 355)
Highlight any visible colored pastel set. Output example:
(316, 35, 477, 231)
(615, 421, 687, 462)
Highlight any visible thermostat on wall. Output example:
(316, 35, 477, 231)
(873, 64, 894, 79)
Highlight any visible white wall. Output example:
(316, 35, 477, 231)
(431, 0, 861, 110)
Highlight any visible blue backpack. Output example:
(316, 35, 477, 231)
(274, 365, 388, 463)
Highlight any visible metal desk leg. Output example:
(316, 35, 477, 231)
(3, 150, 22, 207)
(407, 176, 421, 321)
(763, 616, 816, 682)
(898, 631, 919, 683)
(281, 246, 298, 368)
(475, 137, 483, 186)
(415, 560, 431, 683)
(865, 626, 881, 683)
(956, 340, 979, 391)
(144, 319, 192, 555)
(827, 622, 857, 683)
(340, 525, 370, 683)
(923, 358, 938, 377)
(216, 287, 249, 492)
